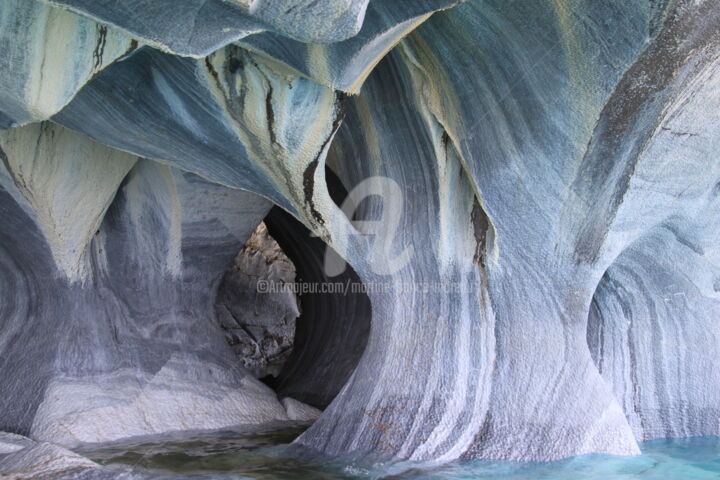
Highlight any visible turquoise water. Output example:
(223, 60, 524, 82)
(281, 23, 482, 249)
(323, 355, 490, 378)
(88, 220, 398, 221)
(78, 423, 720, 479)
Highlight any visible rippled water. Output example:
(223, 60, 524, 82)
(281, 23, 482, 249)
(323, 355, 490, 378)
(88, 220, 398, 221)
(77, 423, 720, 479)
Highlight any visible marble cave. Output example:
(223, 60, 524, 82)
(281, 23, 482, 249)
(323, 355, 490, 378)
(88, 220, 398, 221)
(1, 0, 720, 478)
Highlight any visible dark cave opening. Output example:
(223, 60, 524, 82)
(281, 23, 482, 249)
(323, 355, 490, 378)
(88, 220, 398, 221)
(262, 204, 372, 409)
(215, 165, 372, 411)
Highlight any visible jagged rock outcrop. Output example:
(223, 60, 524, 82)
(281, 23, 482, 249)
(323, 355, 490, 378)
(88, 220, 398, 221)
(216, 222, 300, 378)
(1, 0, 720, 470)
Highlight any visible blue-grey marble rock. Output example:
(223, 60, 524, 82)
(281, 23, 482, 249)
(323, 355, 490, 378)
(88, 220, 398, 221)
(586, 43, 720, 441)
(1, 0, 720, 469)
(54, 45, 341, 217)
(0, 123, 308, 446)
(39, 0, 371, 56)
(0, 0, 136, 127)
(589, 219, 720, 441)
(235, 0, 464, 93)
(297, 0, 720, 463)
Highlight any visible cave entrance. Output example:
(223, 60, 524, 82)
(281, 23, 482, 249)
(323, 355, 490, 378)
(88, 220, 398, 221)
(215, 167, 371, 413)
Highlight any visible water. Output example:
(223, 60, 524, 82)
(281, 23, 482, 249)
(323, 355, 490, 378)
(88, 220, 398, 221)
(77, 423, 720, 479)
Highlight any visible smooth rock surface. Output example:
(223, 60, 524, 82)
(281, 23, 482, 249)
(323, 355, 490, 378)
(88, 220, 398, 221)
(31, 354, 291, 447)
(39, 0, 370, 56)
(281, 397, 322, 422)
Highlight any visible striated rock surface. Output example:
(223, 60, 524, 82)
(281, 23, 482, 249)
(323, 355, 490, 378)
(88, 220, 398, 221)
(0, 129, 293, 445)
(39, 0, 371, 56)
(53, 45, 340, 216)
(0, 0, 135, 127)
(1, 0, 720, 470)
(295, 0, 720, 462)
(0, 433, 34, 455)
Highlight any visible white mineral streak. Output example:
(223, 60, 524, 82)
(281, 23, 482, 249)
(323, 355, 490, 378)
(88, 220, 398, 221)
(0, 0, 134, 126)
(0, 122, 136, 280)
(1, 0, 719, 470)
(223, 0, 256, 8)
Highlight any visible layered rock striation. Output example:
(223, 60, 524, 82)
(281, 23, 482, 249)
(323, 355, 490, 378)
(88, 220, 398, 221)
(1, 0, 719, 468)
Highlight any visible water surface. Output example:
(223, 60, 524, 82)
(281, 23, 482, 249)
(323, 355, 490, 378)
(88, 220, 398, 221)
(78, 423, 720, 479)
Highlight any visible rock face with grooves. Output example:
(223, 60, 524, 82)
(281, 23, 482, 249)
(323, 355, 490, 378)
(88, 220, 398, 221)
(0, 122, 136, 279)
(1, 0, 720, 470)
(0, 0, 135, 127)
(0, 132, 301, 446)
(40, 0, 371, 56)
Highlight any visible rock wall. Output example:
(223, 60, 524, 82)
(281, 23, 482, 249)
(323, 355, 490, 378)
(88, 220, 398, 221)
(0, 0, 719, 466)
(298, 0, 720, 462)
(0, 123, 296, 446)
